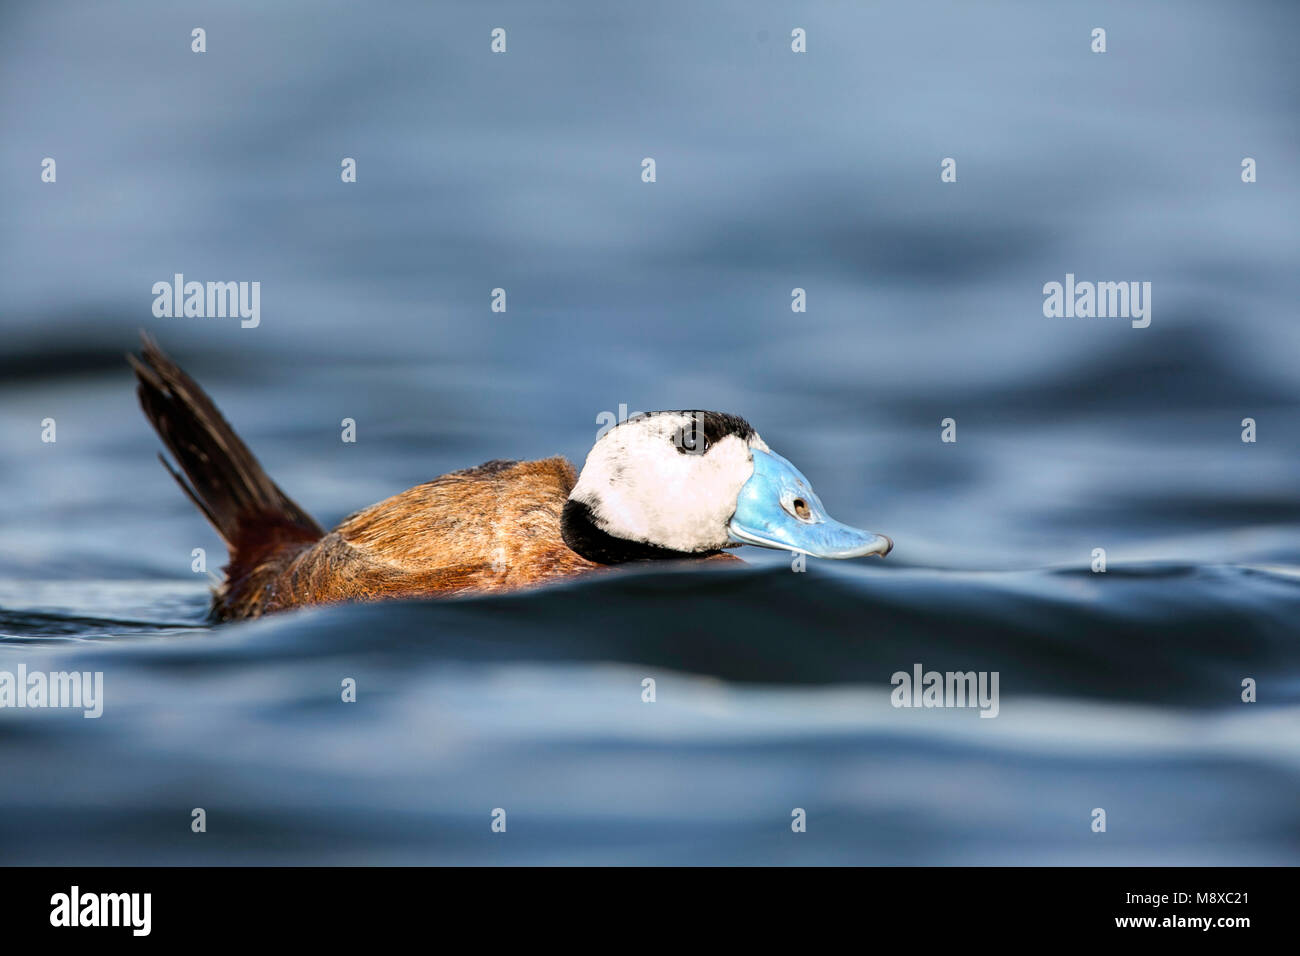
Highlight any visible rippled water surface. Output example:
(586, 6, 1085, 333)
(1, 0, 1298, 864)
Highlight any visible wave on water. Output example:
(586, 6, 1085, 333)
(1, 563, 1298, 865)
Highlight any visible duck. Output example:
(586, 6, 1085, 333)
(129, 336, 893, 621)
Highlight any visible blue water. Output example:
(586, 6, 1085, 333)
(1, 0, 1299, 864)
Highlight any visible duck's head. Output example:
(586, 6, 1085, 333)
(561, 411, 893, 564)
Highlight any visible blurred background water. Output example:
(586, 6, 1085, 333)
(1, 0, 1298, 864)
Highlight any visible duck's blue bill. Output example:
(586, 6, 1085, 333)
(727, 449, 893, 559)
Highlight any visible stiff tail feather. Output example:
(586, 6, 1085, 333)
(128, 333, 324, 558)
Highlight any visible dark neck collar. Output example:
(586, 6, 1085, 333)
(561, 499, 717, 565)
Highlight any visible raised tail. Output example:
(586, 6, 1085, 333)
(129, 334, 324, 566)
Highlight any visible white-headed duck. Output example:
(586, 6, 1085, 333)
(130, 337, 892, 621)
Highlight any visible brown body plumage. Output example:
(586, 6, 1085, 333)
(215, 457, 604, 619)
(130, 338, 735, 621)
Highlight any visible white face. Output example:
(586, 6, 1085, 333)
(569, 412, 770, 553)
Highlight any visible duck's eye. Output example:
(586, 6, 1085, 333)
(673, 425, 710, 455)
(792, 498, 811, 520)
